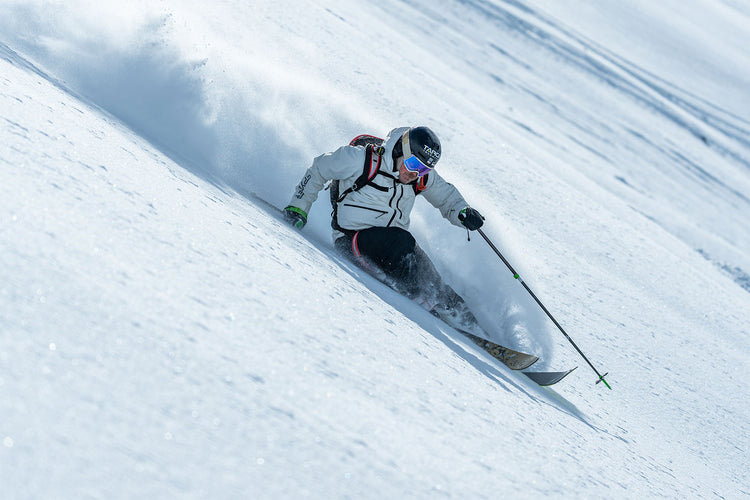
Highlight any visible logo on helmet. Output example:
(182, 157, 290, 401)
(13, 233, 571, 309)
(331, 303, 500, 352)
(422, 144, 440, 158)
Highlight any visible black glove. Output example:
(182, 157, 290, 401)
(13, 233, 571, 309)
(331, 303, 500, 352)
(283, 206, 307, 229)
(458, 207, 484, 231)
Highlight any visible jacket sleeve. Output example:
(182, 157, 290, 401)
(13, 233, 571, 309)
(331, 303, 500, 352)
(421, 171, 469, 227)
(287, 145, 364, 215)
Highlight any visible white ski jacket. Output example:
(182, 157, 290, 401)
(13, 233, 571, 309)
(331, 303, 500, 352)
(288, 127, 469, 241)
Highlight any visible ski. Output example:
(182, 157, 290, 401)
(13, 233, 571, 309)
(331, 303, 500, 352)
(448, 325, 539, 371)
(523, 367, 577, 386)
(458, 326, 577, 385)
(435, 313, 577, 385)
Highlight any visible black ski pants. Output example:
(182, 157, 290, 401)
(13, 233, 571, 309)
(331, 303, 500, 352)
(334, 226, 462, 308)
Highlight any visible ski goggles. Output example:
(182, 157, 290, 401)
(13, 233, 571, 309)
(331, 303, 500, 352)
(403, 154, 433, 177)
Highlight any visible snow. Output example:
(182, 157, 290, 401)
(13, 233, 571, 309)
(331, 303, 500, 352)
(1, 0, 748, 497)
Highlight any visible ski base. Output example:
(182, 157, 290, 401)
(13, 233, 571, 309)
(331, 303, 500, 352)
(523, 367, 577, 386)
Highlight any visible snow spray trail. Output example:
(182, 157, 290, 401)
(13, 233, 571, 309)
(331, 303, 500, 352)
(0, 3, 216, 173)
(0, 0, 363, 209)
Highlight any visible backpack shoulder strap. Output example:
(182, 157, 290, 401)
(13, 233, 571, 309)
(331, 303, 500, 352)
(353, 144, 385, 191)
(335, 142, 385, 202)
(330, 136, 385, 232)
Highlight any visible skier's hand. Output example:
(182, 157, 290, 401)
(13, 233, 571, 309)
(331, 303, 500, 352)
(459, 207, 484, 231)
(283, 206, 307, 229)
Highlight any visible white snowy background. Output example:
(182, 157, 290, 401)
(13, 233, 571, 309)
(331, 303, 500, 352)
(1, 0, 749, 497)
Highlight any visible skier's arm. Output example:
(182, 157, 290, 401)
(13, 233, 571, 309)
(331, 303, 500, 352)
(421, 172, 472, 227)
(285, 145, 364, 227)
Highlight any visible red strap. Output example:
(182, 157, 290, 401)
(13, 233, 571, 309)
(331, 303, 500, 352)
(366, 145, 382, 181)
(414, 174, 428, 194)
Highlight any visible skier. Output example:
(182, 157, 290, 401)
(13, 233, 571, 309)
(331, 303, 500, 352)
(283, 126, 485, 320)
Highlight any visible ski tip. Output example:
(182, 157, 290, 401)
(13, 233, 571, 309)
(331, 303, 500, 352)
(523, 367, 577, 386)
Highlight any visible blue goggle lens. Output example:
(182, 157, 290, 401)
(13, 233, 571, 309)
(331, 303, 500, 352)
(403, 155, 432, 177)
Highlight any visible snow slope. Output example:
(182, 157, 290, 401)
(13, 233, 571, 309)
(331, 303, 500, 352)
(1, 0, 748, 498)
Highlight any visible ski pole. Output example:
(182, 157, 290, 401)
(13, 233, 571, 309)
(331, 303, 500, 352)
(477, 228, 611, 389)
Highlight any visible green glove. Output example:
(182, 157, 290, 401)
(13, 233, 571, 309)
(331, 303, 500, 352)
(283, 206, 307, 229)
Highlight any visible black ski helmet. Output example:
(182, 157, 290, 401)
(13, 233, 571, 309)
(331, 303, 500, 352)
(399, 126, 441, 168)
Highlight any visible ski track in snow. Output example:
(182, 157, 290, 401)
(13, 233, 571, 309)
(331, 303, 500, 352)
(1, 1, 749, 498)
